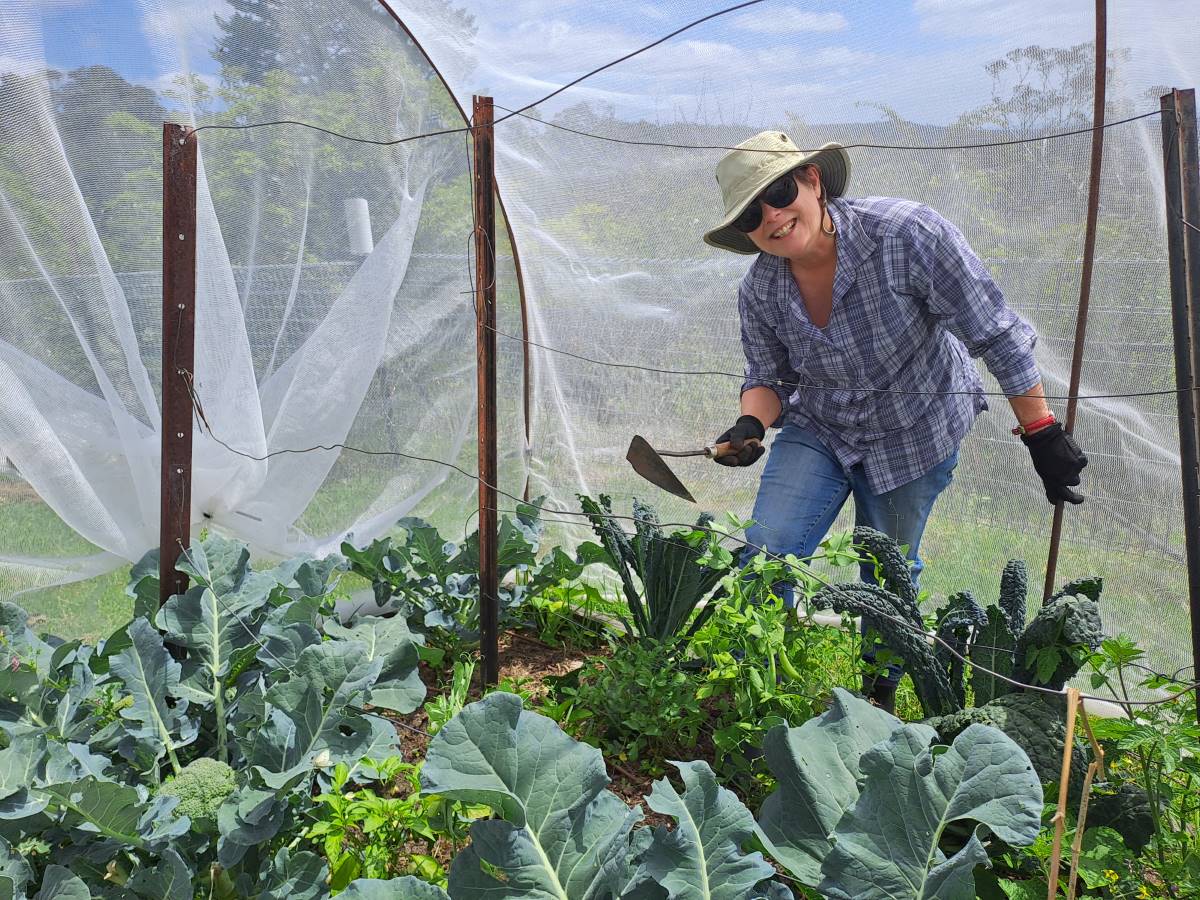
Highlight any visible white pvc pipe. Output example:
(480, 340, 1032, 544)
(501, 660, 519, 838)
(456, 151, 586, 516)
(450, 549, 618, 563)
(344, 198, 374, 255)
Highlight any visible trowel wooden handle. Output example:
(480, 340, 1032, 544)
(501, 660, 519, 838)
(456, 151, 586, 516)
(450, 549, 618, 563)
(707, 438, 761, 460)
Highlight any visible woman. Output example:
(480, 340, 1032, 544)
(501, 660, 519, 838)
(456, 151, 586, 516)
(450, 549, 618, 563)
(702, 131, 1088, 712)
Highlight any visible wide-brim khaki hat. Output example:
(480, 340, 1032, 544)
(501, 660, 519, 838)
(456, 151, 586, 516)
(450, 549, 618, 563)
(703, 132, 850, 255)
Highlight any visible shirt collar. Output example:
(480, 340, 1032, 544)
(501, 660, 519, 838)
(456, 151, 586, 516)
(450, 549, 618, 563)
(760, 198, 878, 297)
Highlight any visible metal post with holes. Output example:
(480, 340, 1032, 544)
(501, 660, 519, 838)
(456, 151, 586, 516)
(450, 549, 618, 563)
(473, 96, 500, 687)
(1160, 88, 1200, 716)
(161, 123, 197, 606)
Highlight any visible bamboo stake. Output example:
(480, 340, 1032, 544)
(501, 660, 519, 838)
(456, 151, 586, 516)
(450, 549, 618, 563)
(1066, 702, 1107, 899)
(1047, 687, 1081, 898)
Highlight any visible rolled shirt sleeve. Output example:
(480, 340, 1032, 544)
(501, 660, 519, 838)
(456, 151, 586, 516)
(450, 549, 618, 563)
(737, 275, 796, 426)
(913, 210, 1042, 396)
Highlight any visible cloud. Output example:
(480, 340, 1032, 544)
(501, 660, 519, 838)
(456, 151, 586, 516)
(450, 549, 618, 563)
(140, 0, 229, 48)
(13, 0, 93, 8)
(734, 8, 847, 34)
(913, 0, 1088, 40)
(0, 54, 50, 76)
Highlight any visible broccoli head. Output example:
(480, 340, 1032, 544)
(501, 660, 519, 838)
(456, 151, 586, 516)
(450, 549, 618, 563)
(158, 757, 236, 831)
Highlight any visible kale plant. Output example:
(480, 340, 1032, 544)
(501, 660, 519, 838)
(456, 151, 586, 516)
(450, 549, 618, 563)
(578, 493, 733, 648)
(812, 528, 1108, 799)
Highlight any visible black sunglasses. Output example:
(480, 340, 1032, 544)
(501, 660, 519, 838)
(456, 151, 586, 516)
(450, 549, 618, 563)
(733, 171, 800, 233)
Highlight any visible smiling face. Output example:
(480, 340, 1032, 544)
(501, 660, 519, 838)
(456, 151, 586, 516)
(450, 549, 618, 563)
(745, 165, 829, 261)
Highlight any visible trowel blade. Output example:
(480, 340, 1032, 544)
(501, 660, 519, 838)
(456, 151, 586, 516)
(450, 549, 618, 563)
(626, 435, 697, 503)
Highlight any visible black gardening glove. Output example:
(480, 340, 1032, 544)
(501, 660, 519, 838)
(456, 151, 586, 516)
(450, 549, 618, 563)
(1021, 422, 1088, 504)
(713, 415, 766, 467)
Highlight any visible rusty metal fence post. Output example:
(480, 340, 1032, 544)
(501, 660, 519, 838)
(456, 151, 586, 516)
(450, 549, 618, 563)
(1160, 88, 1200, 717)
(160, 123, 197, 607)
(473, 96, 500, 688)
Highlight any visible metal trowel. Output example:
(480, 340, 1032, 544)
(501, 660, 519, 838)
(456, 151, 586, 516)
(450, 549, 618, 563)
(625, 434, 761, 503)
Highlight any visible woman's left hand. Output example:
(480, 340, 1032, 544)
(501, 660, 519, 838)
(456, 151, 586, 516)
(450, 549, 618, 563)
(1020, 423, 1088, 504)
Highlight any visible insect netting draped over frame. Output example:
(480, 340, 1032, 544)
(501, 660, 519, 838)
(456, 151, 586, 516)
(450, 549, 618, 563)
(0, 0, 526, 613)
(398, 0, 1198, 679)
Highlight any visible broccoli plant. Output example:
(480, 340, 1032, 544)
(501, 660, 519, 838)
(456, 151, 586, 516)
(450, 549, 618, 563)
(343, 499, 605, 650)
(419, 689, 1042, 900)
(0, 532, 432, 898)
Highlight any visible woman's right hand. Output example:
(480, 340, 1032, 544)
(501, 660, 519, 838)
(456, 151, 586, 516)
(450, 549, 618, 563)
(713, 415, 766, 467)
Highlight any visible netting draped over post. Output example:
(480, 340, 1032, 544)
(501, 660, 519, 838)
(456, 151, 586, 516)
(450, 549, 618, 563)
(0, 0, 1197, 677)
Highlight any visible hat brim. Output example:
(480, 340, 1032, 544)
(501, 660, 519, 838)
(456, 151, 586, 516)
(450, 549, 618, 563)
(703, 143, 851, 255)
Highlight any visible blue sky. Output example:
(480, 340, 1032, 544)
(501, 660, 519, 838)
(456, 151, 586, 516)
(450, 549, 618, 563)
(6, 0, 1197, 126)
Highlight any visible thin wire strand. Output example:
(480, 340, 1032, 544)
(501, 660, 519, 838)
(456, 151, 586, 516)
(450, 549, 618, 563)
(192, 0, 770, 145)
(184, 2, 1166, 159)
(179, 374, 1197, 709)
(482, 323, 1194, 402)
(496, 106, 1165, 153)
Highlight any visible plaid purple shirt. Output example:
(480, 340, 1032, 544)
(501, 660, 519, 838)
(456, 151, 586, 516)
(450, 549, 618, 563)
(738, 196, 1041, 494)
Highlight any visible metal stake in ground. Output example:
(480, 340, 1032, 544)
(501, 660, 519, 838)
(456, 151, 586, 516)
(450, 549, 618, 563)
(473, 96, 500, 688)
(1161, 87, 1200, 721)
(161, 123, 196, 607)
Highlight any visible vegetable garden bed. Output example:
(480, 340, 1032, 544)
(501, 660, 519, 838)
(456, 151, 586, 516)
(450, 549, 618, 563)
(0, 497, 1192, 899)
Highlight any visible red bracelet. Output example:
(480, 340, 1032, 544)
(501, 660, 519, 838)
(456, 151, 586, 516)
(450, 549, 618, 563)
(1012, 413, 1056, 436)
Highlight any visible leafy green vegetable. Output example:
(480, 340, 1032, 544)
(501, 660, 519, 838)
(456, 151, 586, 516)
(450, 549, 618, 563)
(755, 689, 899, 884)
(1012, 594, 1103, 689)
(852, 525, 921, 622)
(109, 617, 193, 775)
(810, 582, 956, 717)
(340, 878, 450, 898)
(32, 866, 90, 900)
(923, 691, 1086, 798)
(579, 494, 731, 647)
(970, 605, 1016, 706)
(421, 692, 640, 898)
(935, 591, 987, 708)
(637, 760, 776, 899)
(998, 560, 1028, 634)
(755, 688, 1040, 899)
(0, 527, 433, 897)
(819, 723, 1041, 900)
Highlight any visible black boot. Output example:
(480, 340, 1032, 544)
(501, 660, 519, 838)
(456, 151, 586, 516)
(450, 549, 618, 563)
(862, 675, 897, 715)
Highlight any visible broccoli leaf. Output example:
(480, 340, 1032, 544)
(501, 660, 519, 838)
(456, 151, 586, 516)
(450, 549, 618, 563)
(342, 879, 450, 898)
(260, 847, 328, 900)
(422, 692, 639, 898)
(756, 689, 900, 885)
(818, 724, 1042, 900)
(324, 615, 425, 714)
(109, 618, 193, 772)
(32, 866, 89, 900)
(637, 760, 775, 899)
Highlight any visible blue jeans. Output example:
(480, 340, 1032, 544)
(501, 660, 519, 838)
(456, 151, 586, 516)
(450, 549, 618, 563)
(742, 424, 958, 686)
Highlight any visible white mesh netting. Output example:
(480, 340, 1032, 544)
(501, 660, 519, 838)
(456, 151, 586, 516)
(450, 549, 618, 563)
(0, 0, 1196, 674)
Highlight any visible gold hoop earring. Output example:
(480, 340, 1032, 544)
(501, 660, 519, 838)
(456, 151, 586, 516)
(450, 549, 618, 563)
(819, 194, 836, 236)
